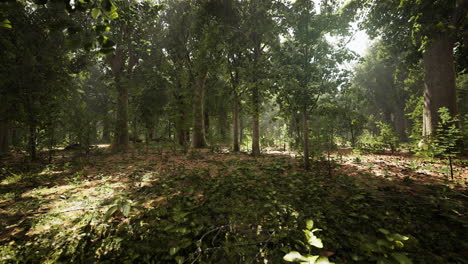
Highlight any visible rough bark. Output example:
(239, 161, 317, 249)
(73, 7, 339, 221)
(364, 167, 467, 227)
(394, 107, 408, 141)
(113, 78, 129, 151)
(302, 107, 310, 170)
(252, 84, 261, 156)
(233, 95, 240, 152)
(422, 36, 458, 137)
(191, 74, 207, 148)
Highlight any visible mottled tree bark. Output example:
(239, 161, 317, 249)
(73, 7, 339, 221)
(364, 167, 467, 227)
(422, 36, 458, 137)
(191, 74, 207, 148)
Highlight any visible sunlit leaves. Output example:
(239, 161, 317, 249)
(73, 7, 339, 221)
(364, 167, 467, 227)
(0, 19, 12, 29)
(91, 8, 101, 19)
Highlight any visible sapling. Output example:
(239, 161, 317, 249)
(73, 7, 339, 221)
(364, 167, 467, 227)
(432, 108, 462, 180)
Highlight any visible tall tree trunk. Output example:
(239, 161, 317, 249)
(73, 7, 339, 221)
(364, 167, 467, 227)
(252, 84, 261, 156)
(29, 124, 37, 161)
(233, 95, 240, 152)
(422, 36, 458, 137)
(113, 79, 129, 151)
(394, 107, 408, 141)
(192, 74, 207, 148)
(302, 107, 310, 170)
(102, 116, 111, 143)
(0, 120, 9, 155)
(204, 109, 210, 142)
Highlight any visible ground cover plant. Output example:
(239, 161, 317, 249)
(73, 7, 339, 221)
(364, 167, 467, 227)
(0, 147, 466, 263)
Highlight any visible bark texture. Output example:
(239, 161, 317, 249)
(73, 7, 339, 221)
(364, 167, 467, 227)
(113, 79, 129, 151)
(191, 75, 207, 148)
(422, 37, 458, 137)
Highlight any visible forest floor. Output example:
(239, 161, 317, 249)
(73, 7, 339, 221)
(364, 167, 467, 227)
(0, 146, 467, 263)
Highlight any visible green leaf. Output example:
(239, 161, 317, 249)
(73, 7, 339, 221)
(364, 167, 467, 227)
(391, 253, 413, 264)
(378, 228, 390, 235)
(1, 19, 12, 29)
(315, 256, 333, 264)
(109, 12, 119, 19)
(104, 205, 119, 221)
(306, 220, 314, 230)
(304, 230, 323, 248)
(77, 89, 85, 94)
(91, 8, 101, 19)
(284, 251, 301, 261)
(169, 247, 180, 256)
(120, 200, 131, 217)
(175, 256, 184, 264)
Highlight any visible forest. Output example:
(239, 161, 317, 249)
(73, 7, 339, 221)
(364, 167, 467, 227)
(0, 0, 467, 263)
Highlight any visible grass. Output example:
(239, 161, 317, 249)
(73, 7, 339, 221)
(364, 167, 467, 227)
(0, 148, 467, 263)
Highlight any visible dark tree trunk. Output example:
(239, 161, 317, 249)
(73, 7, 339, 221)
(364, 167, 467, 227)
(102, 116, 111, 143)
(252, 84, 261, 156)
(0, 120, 9, 155)
(233, 95, 240, 152)
(302, 107, 310, 170)
(0, 121, 10, 155)
(113, 78, 129, 151)
(192, 75, 207, 148)
(29, 124, 37, 161)
(204, 109, 210, 142)
(394, 107, 408, 141)
(422, 36, 458, 137)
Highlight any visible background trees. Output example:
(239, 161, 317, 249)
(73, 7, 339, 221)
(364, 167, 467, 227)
(0, 0, 466, 160)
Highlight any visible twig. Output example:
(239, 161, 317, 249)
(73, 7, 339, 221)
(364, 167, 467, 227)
(31, 206, 105, 215)
(252, 231, 275, 263)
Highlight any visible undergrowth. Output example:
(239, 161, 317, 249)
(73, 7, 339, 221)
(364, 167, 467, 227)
(0, 151, 466, 263)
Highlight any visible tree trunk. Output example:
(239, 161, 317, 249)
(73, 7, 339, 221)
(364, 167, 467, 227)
(0, 120, 9, 155)
(394, 107, 408, 141)
(302, 107, 310, 170)
(233, 95, 240, 152)
(112, 78, 129, 151)
(204, 109, 210, 142)
(252, 84, 261, 156)
(102, 116, 111, 143)
(422, 36, 458, 137)
(29, 124, 37, 161)
(191, 74, 207, 148)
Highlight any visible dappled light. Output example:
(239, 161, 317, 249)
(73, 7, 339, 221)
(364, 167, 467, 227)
(1, 0, 467, 263)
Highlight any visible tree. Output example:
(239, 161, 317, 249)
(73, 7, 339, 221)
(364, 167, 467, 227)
(275, 0, 347, 169)
(352, 0, 468, 137)
(105, 0, 160, 151)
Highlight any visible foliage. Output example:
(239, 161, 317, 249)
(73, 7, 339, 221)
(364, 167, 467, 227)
(0, 151, 466, 263)
(357, 122, 399, 154)
(432, 108, 462, 158)
(283, 220, 333, 264)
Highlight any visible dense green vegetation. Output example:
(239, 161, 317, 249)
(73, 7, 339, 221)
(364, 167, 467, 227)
(0, 0, 467, 263)
(0, 150, 467, 263)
